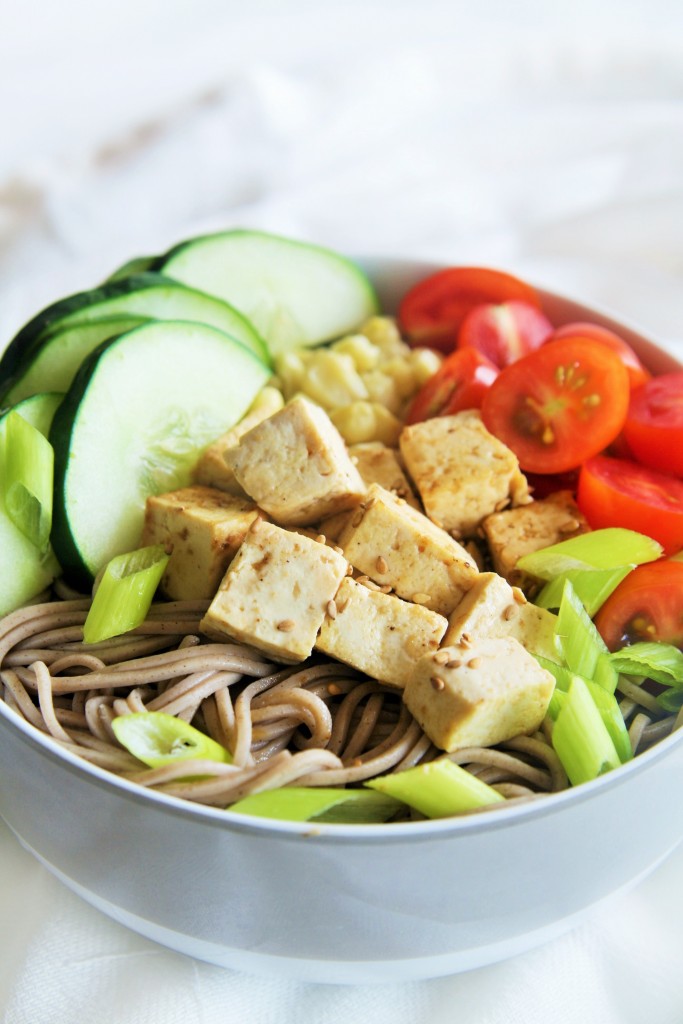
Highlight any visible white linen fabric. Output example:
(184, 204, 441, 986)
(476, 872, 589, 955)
(1, 2, 683, 1020)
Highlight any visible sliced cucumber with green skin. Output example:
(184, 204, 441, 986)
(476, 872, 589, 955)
(156, 230, 379, 356)
(50, 320, 271, 589)
(2, 315, 150, 405)
(0, 392, 63, 615)
(0, 273, 270, 389)
(105, 255, 156, 283)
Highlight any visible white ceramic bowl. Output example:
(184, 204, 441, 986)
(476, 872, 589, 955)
(0, 259, 682, 985)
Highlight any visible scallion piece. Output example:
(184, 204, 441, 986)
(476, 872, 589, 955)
(516, 528, 662, 581)
(593, 652, 619, 694)
(112, 711, 231, 767)
(547, 687, 568, 721)
(230, 787, 402, 823)
(609, 642, 683, 687)
(535, 566, 632, 617)
(585, 680, 632, 763)
(555, 579, 608, 680)
(551, 675, 621, 785)
(2, 410, 54, 552)
(366, 759, 504, 818)
(83, 544, 169, 644)
(535, 655, 573, 691)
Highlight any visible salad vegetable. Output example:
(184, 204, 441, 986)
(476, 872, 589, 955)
(0, 234, 681, 825)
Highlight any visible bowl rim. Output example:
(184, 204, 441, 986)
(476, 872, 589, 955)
(1, 260, 682, 845)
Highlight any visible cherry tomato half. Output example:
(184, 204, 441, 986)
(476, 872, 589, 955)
(551, 321, 650, 390)
(577, 455, 683, 555)
(623, 373, 683, 478)
(594, 560, 683, 651)
(480, 338, 630, 474)
(458, 300, 553, 368)
(405, 347, 499, 424)
(398, 267, 542, 353)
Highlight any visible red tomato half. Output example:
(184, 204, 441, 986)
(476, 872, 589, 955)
(551, 321, 650, 390)
(623, 373, 683, 478)
(405, 347, 498, 424)
(577, 455, 683, 555)
(594, 560, 683, 651)
(480, 338, 630, 474)
(458, 300, 553, 368)
(398, 267, 541, 353)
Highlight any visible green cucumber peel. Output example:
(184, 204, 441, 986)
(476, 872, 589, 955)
(230, 787, 402, 823)
(83, 544, 169, 644)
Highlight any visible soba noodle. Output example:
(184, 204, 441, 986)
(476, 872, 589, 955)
(0, 588, 677, 820)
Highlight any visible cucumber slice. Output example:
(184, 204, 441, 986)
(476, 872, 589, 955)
(105, 255, 156, 282)
(0, 393, 63, 615)
(157, 230, 379, 355)
(0, 273, 269, 392)
(2, 316, 149, 404)
(50, 320, 271, 587)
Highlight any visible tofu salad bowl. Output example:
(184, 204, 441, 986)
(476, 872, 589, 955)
(1, 231, 683, 983)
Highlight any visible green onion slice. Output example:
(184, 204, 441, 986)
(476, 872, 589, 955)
(112, 711, 231, 768)
(517, 528, 662, 581)
(2, 410, 54, 551)
(366, 759, 504, 818)
(585, 680, 632, 764)
(609, 642, 683, 687)
(83, 544, 169, 644)
(535, 566, 632, 617)
(555, 579, 608, 680)
(230, 787, 402, 823)
(551, 675, 621, 785)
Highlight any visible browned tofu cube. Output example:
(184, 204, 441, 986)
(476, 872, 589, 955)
(481, 491, 590, 589)
(141, 486, 263, 601)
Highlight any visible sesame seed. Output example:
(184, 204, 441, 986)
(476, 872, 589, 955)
(467, 657, 482, 669)
(316, 534, 327, 545)
(380, 585, 393, 594)
(333, 545, 344, 555)
(327, 599, 338, 619)
(351, 511, 364, 527)
(376, 555, 388, 574)
(346, 563, 354, 576)
(412, 592, 431, 605)
(276, 619, 295, 632)
(445, 659, 462, 669)
(250, 517, 262, 533)
(430, 675, 446, 691)
(503, 604, 517, 621)
(559, 518, 580, 534)
(433, 650, 451, 665)
(512, 587, 527, 605)
(328, 683, 342, 696)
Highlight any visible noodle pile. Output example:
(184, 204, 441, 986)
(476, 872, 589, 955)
(0, 584, 678, 820)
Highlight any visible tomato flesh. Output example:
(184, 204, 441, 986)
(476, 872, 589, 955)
(405, 347, 498, 424)
(480, 338, 630, 474)
(594, 560, 683, 651)
(623, 373, 683, 478)
(551, 322, 650, 390)
(458, 300, 553, 368)
(577, 455, 683, 555)
(398, 267, 541, 353)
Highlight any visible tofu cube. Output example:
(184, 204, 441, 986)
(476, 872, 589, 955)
(337, 484, 478, 616)
(348, 442, 421, 509)
(200, 520, 348, 663)
(193, 387, 284, 495)
(399, 410, 531, 538)
(403, 637, 555, 752)
(316, 577, 447, 688)
(225, 396, 366, 526)
(443, 572, 558, 662)
(141, 486, 263, 601)
(481, 491, 590, 589)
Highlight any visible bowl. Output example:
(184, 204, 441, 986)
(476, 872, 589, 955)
(0, 258, 681, 985)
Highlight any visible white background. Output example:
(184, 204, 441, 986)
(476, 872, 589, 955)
(1, 1, 683, 1021)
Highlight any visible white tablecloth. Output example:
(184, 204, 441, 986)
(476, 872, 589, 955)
(2, 3, 683, 1020)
